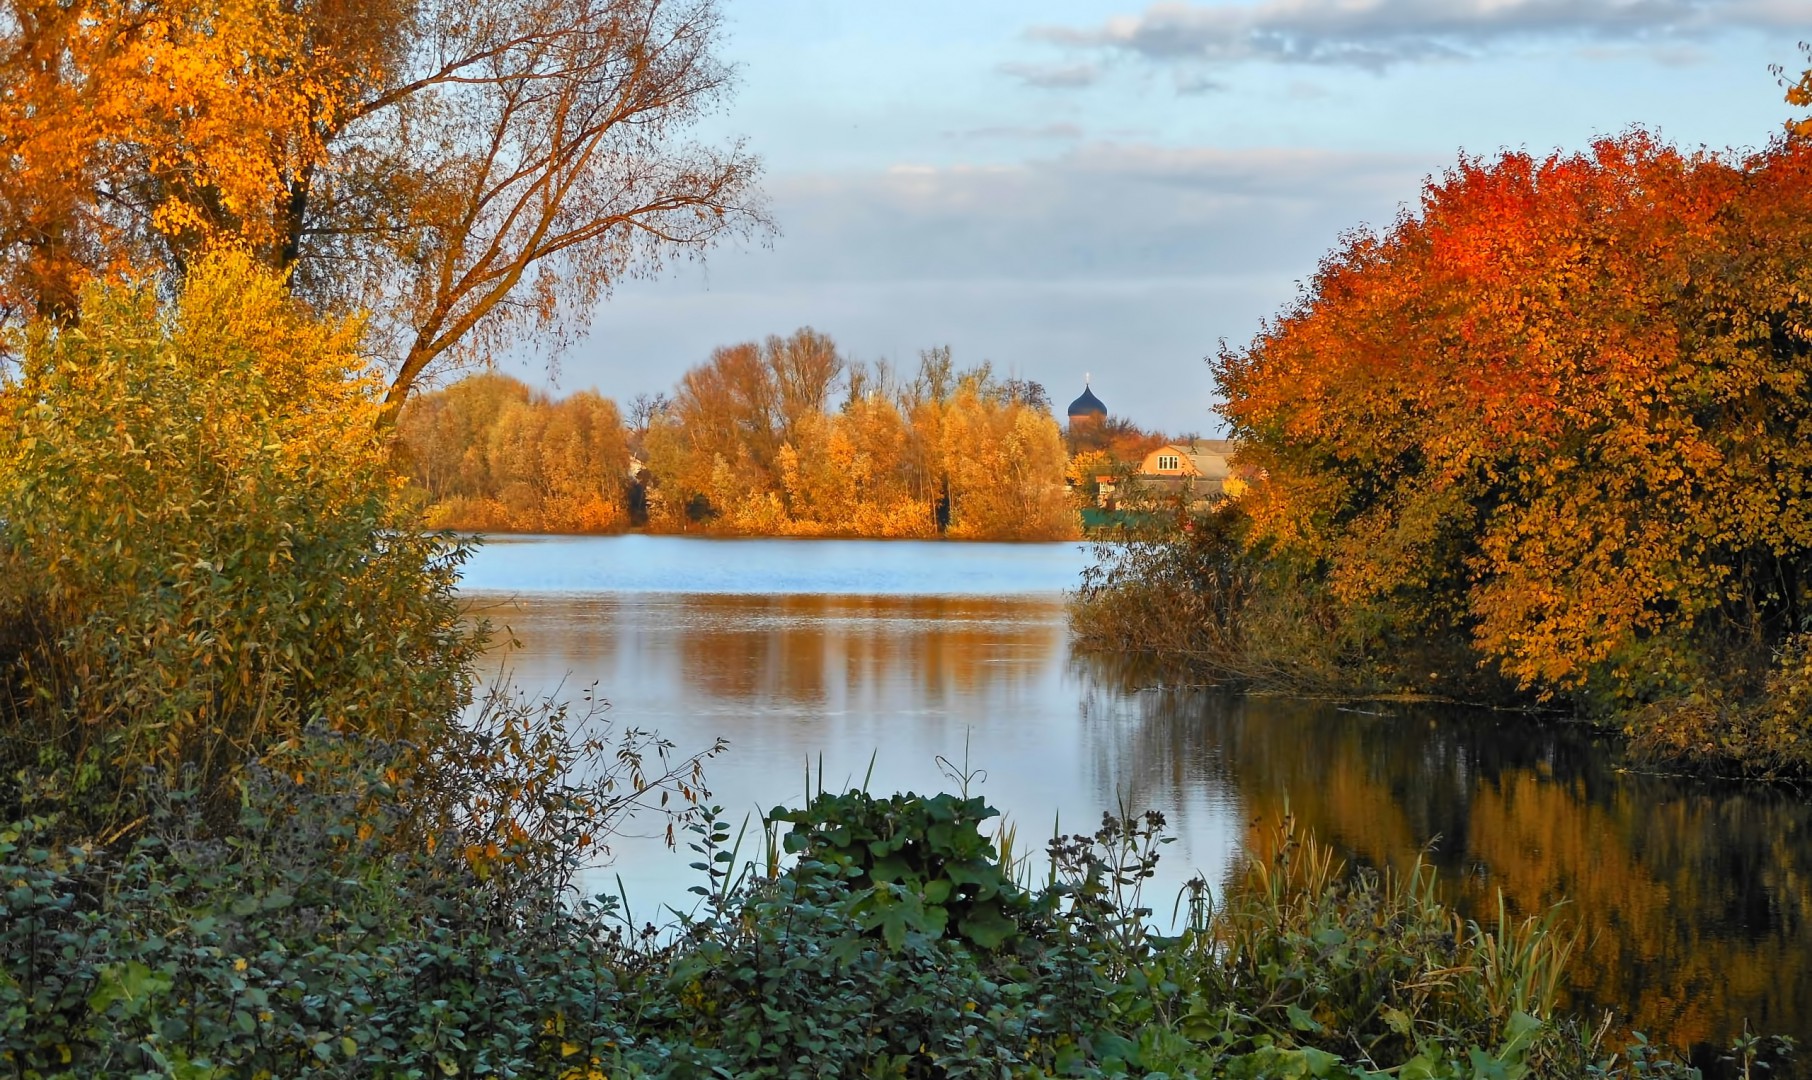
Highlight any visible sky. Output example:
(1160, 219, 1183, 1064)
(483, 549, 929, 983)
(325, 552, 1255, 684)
(533, 0, 1812, 435)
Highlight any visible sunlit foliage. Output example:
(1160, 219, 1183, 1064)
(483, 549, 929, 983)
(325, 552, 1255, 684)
(0, 251, 477, 816)
(0, 0, 352, 320)
(405, 332, 1081, 540)
(397, 373, 632, 533)
(1216, 131, 1812, 744)
(646, 334, 1078, 540)
(0, 0, 768, 419)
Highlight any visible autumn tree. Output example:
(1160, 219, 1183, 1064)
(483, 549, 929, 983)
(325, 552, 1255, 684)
(0, 0, 767, 423)
(396, 372, 535, 506)
(1000, 376, 1050, 413)
(1217, 131, 1812, 716)
(941, 375, 1075, 540)
(0, 251, 477, 801)
(397, 373, 631, 532)
(636, 334, 1077, 539)
(627, 391, 672, 445)
(0, 0, 359, 322)
(653, 328, 843, 511)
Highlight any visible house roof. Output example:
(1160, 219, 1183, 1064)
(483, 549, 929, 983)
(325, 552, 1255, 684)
(1147, 440, 1237, 479)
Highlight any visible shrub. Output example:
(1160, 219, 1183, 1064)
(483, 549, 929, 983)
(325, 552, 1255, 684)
(0, 739, 637, 1080)
(1072, 503, 1526, 705)
(1070, 504, 1382, 695)
(3, 772, 1738, 1080)
(771, 790, 1031, 951)
(0, 689, 726, 1080)
(0, 252, 479, 828)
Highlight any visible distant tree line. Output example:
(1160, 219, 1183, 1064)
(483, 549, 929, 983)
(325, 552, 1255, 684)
(396, 330, 1079, 540)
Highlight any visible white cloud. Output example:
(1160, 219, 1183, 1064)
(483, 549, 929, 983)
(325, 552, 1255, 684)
(1031, 0, 1812, 70)
(657, 143, 1433, 286)
(1173, 71, 1229, 93)
(997, 60, 1104, 88)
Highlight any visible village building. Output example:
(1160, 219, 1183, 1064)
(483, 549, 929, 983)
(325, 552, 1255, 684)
(1135, 439, 1246, 504)
(1061, 379, 1252, 512)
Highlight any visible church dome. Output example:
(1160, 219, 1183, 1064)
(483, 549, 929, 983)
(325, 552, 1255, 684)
(1067, 384, 1106, 419)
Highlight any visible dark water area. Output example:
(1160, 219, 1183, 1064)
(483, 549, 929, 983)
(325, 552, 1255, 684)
(1114, 691, 1812, 1075)
(461, 534, 1812, 1074)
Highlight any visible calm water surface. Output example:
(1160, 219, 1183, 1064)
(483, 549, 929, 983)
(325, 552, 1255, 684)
(462, 534, 1812, 1073)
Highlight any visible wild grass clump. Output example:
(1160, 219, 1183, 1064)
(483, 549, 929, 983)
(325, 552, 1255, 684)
(1198, 814, 1576, 1071)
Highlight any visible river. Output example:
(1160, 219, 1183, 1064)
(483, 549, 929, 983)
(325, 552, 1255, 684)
(460, 533, 1812, 1074)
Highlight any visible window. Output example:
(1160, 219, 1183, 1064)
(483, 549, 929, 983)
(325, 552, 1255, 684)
(1157, 454, 1179, 471)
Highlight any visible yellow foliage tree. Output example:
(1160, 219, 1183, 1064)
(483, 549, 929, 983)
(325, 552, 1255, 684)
(647, 338, 1076, 540)
(397, 375, 630, 533)
(0, 250, 477, 802)
(942, 383, 1077, 541)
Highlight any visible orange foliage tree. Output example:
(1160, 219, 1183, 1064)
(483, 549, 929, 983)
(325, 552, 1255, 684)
(0, 0, 350, 320)
(1218, 131, 1812, 717)
(0, 0, 767, 422)
(397, 373, 631, 533)
(643, 337, 1077, 540)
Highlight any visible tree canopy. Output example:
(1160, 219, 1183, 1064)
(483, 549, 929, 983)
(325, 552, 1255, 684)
(0, 0, 767, 419)
(1218, 131, 1812, 709)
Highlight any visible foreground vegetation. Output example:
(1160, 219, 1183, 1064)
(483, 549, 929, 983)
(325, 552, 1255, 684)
(18, 764, 1770, 1080)
(0, 258, 1769, 1077)
(1076, 120, 1812, 781)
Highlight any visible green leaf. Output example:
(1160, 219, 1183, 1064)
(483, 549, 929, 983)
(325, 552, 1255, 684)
(1287, 1003, 1325, 1034)
(957, 902, 1017, 949)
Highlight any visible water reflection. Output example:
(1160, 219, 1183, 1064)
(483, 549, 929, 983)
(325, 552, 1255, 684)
(469, 579, 1812, 1072)
(469, 590, 1245, 921)
(475, 592, 1068, 715)
(1084, 678, 1812, 1071)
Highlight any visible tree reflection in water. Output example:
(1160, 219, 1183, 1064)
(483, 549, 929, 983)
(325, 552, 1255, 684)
(1074, 652, 1812, 1071)
(466, 587, 1812, 1071)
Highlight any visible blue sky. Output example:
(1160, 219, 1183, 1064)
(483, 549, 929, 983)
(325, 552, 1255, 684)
(543, 0, 1812, 434)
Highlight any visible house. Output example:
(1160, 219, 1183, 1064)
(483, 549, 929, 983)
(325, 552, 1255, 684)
(1135, 439, 1240, 504)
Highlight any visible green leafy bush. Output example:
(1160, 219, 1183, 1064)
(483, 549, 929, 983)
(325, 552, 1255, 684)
(5, 769, 1745, 1080)
(771, 790, 1030, 951)
(0, 742, 638, 1080)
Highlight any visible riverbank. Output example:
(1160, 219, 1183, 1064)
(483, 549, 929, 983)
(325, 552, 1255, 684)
(1068, 503, 1812, 783)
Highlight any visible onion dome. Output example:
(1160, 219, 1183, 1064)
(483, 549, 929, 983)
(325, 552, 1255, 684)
(1066, 384, 1106, 419)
